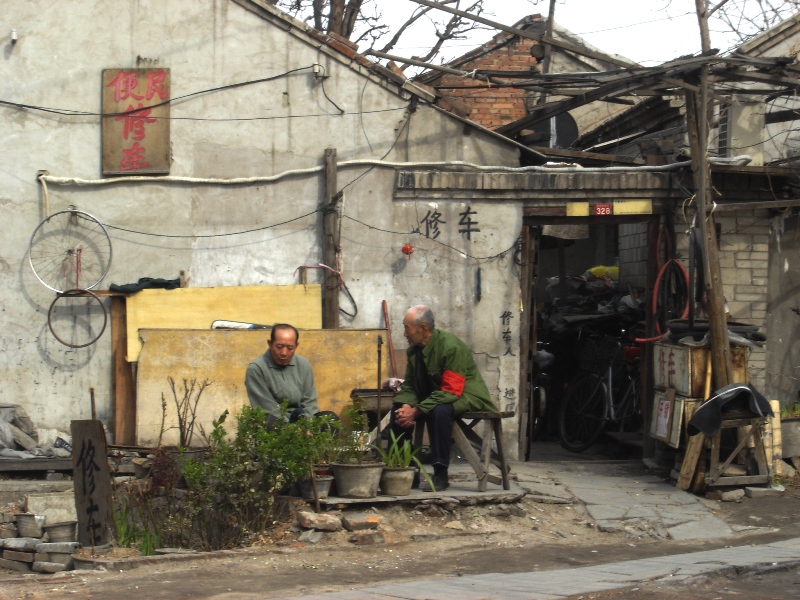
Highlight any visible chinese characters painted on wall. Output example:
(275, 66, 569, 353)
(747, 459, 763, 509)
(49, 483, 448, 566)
(102, 68, 170, 175)
(415, 205, 481, 242)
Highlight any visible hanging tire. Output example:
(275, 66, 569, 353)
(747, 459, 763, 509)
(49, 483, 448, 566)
(558, 376, 607, 453)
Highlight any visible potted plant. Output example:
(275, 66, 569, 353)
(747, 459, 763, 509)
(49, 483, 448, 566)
(297, 414, 340, 501)
(330, 398, 384, 498)
(374, 430, 434, 496)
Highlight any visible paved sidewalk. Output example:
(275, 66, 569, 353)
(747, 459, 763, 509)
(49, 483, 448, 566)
(286, 537, 800, 599)
(513, 459, 740, 540)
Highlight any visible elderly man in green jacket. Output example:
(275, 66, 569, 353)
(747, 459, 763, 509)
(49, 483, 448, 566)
(390, 305, 496, 491)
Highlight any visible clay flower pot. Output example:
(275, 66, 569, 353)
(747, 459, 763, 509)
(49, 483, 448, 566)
(379, 467, 416, 496)
(331, 462, 384, 498)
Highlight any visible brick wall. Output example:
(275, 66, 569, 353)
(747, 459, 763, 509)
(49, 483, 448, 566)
(618, 223, 648, 290)
(434, 39, 540, 130)
(673, 209, 769, 391)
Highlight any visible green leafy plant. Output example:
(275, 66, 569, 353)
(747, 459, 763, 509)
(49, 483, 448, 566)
(333, 397, 377, 464)
(781, 401, 800, 419)
(373, 430, 435, 489)
(181, 404, 331, 550)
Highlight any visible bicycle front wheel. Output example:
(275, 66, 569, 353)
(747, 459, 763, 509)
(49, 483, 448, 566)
(559, 376, 607, 453)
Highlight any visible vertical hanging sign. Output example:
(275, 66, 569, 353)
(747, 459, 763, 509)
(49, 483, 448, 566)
(102, 68, 170, 175)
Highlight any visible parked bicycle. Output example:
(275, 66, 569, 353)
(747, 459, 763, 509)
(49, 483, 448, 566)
(558, 335, 641, 453)
(527, 341, 555, 451)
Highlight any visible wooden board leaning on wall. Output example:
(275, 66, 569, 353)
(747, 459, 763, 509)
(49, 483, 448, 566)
(125, 285, 322, 362)
(135, 328, 390, 447)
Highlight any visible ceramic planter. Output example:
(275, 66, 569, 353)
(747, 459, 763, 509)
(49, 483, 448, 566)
(299, 475, 334, 500)
(43, 521, 77, 543)
(15, 513, 45, 538)
(331, 462, 383, 498)
(379, 467, 416, 496)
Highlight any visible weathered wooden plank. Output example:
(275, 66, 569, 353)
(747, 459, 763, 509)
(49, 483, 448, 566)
(72, 420, 114, 547)
(125, 285, 322, 362)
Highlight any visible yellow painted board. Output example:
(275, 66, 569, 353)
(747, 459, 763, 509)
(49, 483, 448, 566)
(135, 328, 390, 447)
(613, 199, 652, 215)
(125, 285, 321, 362)
(566, 202, 589, 216)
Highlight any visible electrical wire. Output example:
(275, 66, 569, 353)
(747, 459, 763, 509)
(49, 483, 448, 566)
(103, 209, 321, 239)
(342, 214, 517, 261)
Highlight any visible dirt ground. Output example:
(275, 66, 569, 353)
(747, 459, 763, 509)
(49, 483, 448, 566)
(2, 464, 800, 599)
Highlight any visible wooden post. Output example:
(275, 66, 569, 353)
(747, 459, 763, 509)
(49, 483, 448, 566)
(686, 4, 733, 389)
(642, 220, 660, 460)
(518, 225, 535, 459)
(72, 420, 115, 547)
(111, 296, 136, 445)
(322, 148, 340, 329)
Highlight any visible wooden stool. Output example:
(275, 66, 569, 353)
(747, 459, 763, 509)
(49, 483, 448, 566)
(453, 411, 514, 492)
(706, 412, 769, 486)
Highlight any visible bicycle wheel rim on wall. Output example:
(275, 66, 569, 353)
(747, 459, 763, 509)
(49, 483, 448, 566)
(29, 209, 113, 293)
(48, 289, 108, 348)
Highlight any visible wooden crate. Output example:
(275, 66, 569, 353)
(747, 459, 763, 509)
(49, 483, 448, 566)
(653, 343, 749, 398)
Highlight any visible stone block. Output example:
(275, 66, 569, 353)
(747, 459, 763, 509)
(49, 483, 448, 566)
(34, 552, 48, 562)
(348, 531, 385, 545)
(296, 511, 342, 532)
(341, 512, 381, 531)
(744, 486, 783, 498)
(35, 541, 80, 554)
(4, 537, 41, 551)
(0, 524, 17, 538)
(32, 561, 67, 573)
(298, 530, 324, 544)
(43, 552, 73, 567)
(3, 549, 35, 563)
(720, 489, 745, 502)
(25, 491, 77, 524)
(0, 556, 31, 572)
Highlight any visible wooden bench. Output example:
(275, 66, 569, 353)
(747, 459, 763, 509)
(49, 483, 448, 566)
(452, 411, 515, 492)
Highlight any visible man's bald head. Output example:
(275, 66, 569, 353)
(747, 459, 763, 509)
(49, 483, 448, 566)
(403, 305, 435, 347)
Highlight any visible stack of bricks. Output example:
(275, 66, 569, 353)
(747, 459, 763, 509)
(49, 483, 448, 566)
(0, 507, 19, 539)
(1, 538, 79, 573)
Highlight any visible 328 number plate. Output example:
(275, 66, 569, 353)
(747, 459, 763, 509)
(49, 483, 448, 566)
(594, 203, 612, 216)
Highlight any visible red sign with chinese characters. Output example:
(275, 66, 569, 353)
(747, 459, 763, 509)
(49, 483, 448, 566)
(593, 203, 612, 216)
(102, 69, 170, 175)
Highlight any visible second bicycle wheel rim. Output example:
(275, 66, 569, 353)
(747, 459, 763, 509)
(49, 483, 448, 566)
(29, 209, 113, 293)
(48, 289, 108, 348)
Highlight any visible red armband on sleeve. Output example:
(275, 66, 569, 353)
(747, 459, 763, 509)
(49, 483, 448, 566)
(441, 370, 466, 396)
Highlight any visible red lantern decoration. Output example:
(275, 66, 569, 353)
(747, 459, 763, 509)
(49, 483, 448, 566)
(401, 244, 414, 260)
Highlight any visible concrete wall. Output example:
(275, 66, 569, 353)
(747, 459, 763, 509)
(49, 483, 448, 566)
(766, 212, 800, 405)
(0, 1, 524, 455)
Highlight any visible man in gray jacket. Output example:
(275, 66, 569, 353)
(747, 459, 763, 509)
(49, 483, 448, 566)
(245, 323, 318, 424)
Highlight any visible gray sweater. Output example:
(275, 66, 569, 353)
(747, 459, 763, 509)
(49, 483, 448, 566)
(245, 351, 318, 420)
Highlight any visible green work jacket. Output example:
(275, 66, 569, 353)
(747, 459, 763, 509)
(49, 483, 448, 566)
(394, 328, 495, 416)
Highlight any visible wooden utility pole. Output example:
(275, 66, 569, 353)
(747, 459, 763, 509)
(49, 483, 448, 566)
(687, 0, 733, 387)
(322, 148, 340, 329)
(677, 0, 734, 491)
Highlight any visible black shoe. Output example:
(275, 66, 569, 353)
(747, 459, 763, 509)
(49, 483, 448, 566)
(421, 472, 449, 492)
(412, 470, 421, 489)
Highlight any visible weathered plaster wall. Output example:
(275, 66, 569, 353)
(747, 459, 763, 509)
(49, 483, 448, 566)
(766, 212, 800, 406)
(0, 1, 524, 455)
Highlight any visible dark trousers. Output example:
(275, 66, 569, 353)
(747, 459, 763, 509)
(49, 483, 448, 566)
(389, 403, 455, 467)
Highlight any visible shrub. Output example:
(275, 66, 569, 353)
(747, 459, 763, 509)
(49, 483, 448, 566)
(181, 405, 328, 550)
